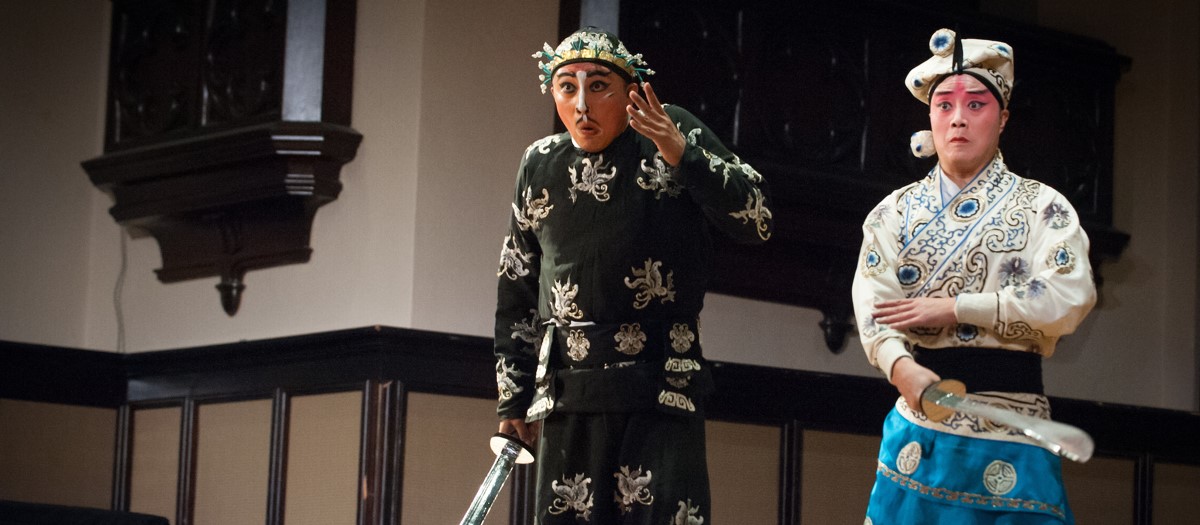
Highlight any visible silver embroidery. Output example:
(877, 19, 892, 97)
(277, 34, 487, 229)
(568, 155, 617, 203)
(669, 323, 695, 353)
(983, 460, 1018, 496)
(638, 152, 682, 199)
(729, 187, 773, 241)
(566, 330, 590, 361)
(730, 154, 764, 184)
(496, 358, 524, 400)
(549, 473, 594, 520)
(614, 323, 647, 355)
(613, 465, 654, 513)
(550, 279, 584, 322)
(497, 234, 535, 280)
(624, 259, 676, 309)
(513, 187, 553, 231)
(509, 310, 541, 348)
(700, 148, 733, 186)
(524, 134, 564, 158)
(670, 499, 705, 525)
(896, 441, 922, 475)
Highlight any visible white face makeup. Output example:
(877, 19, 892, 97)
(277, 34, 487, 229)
(575, 70, 588, 120)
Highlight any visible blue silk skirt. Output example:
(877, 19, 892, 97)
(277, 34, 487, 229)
(865, 403, 1074, 525)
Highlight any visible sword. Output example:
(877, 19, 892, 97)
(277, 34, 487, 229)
(458, 432, 535, 525)
(920, 379, 1095, 463)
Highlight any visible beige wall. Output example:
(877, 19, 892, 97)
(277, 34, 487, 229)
(0, 0, 1195, 416)
(0, 400, 115, 508)
(0, 0, 109, 348)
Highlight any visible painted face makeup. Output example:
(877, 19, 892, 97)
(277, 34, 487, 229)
(929, 74, 1009, 182)
(552, 62, 634, 153)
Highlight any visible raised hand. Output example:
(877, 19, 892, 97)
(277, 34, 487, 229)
(626, 82, 686, 166)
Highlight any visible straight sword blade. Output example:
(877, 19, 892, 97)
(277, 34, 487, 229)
(922, 380, 1094, 463)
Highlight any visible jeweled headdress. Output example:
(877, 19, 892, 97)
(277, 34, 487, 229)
(533, 27, 655, 94)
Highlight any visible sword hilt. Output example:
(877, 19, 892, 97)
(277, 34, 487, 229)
(920, 378, 966, 422)
(458, 433, 536, 525)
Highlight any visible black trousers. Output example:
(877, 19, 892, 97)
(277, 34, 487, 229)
(535, 410, 711, 524)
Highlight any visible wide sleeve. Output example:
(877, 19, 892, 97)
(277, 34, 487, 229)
(851, 193, 915, 380)
(494, 156, 544, 420)
(667, 105, 773, 244)
(954, 190, 1097, 343)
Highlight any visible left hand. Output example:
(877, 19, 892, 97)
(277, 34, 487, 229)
(627, 82, 685, 166)
(872, 297, 957, 330)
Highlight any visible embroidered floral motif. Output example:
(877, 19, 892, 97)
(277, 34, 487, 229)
(638, 152, 682, 199)
(670, 499, 705, 525)
(897, 263, 923, 287)
(1042, 201, 1072, 229)
(569, 155, 617, 202)
(550, 279, 584, 322)
(952, 197, 981, 220)
(1013, 278, 1047, 299)
(998, 256, 1031, 287)
(513, 187, 554, 231)
(567, 330, 590, 361)
(729, 187, 773, 241)
(549, 473, 594, 520)
(624, 259, 676, 309)
(983, 460, 1018, 496)
(896, 441, 922, 475)
(683, 126, 702, 146)
(509, 310, 542, 350)
(498, 234, 535, 280)
(867, 203, 891, 229)
(732, 154, 765, 184)
(614, 323, 647, 355)
(860, 316, 881, 338)
(613, 465, 654, 513)
(862, 243, 887, 278)
(1046, 242, 1076, 275)
(525, 134, 564, 158)
(699, 148, 732, 185)
(496, 358, 525, 400)
(669, 323, 695, 353)
(955, 323, 979, 342)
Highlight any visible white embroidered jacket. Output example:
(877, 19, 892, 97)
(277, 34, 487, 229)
(852, 153, 1097, 380)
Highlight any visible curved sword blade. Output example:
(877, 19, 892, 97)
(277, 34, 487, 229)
(924, 384, 1095, 463)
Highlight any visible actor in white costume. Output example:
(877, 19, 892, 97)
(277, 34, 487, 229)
(852, 28, 1096, 524)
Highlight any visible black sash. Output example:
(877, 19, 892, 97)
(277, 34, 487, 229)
(913, 346, 1044, 395)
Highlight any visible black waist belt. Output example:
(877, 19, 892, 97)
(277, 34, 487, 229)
(913, 346, 1044, 395)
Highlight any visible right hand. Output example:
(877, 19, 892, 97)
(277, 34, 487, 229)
(498, 418, 541, 449)
(889, 357, 941, 415)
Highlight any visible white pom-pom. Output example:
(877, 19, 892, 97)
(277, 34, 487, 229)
(910, 130, 936, 158)
(929, 28, 956, 57)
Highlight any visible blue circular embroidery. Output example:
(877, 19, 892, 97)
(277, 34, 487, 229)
(956, 324, 978, 342)
(897, 264, 921, 286)
(913, 78, 923, 87)
(954, 198, 980, 219)
(1056, 248, 1070, 266)
(866, 250, 880, 267)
